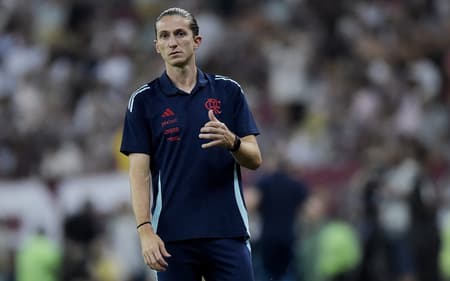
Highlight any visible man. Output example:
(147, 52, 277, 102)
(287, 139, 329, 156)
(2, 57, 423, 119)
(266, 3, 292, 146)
(250, 156, 309, 281)
(120, 7, 262, 281)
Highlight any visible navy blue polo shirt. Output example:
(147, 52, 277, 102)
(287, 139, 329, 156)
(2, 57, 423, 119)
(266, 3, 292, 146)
(120, 69, 259, 242)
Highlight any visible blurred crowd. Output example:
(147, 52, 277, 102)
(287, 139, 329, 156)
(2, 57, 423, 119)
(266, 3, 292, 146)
(1, 0, 450, 280)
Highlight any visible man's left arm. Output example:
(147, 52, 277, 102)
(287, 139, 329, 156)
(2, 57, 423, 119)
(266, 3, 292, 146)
(199, 110, 262, 170)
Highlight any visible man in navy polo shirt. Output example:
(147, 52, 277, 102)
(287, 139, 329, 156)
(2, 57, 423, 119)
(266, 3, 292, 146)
(120, 7, 262, 281)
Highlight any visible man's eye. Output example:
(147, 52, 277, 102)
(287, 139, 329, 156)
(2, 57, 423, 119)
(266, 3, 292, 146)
(160, 33, 169, 39)
(175, 31, 186, 37)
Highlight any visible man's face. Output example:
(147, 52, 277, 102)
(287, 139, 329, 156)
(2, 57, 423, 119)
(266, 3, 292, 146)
(154, 15, 201, 67)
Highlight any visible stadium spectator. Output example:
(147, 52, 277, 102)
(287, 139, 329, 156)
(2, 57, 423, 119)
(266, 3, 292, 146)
(297, 191, 361, 281)
(249, 154, 309, 281)
(15, 228, 61, 281)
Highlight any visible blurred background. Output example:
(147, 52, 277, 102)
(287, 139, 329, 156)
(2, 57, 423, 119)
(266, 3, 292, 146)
(0, 0, 449, 281)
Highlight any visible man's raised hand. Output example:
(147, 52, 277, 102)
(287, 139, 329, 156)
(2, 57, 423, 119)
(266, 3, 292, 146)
(199, 110, 235, 149)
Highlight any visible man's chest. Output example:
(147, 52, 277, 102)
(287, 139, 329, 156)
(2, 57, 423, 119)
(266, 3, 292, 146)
(148, 93, 231, 144)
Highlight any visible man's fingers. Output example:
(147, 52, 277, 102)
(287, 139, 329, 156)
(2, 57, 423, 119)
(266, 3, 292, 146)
(160, 243, 172, 258)
(199, 133, 222, 140)
(143, 248, 169, 272)
(201, 112, 230, 149)
(208, 110, 219, 122)
(200, 126, 223, 133)
(202, 140, 222, 149)
(143, 252, 152, 267)
(199, 126, 226, 138)
(153, 251, 168, 269)
(152, 262, 166, 272)
(145, 252, 163, 271)
(202, 121, 224, 129)
(148, 256, 166, 271)
(140, 234, 170, 272)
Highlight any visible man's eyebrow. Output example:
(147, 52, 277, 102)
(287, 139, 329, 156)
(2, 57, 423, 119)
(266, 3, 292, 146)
(159, 27, 187, 34)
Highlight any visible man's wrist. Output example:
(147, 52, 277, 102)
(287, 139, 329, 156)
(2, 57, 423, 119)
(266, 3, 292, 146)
(137, 221, 154, 237)
(137, 221, 152, 230)
(228, 135, 241, 152)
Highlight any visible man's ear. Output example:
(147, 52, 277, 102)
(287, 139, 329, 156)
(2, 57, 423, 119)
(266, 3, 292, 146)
(154, 40, 160, 53)
(193, 35, 202, 49)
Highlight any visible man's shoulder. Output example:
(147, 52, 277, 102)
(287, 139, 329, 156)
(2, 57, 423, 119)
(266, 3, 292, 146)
(126, 80, 159, 112)
(212, 74, 240, 85)
(129, 78, 160, 95)
(210, 73, 243, 93)
(130, 78, 165, 97)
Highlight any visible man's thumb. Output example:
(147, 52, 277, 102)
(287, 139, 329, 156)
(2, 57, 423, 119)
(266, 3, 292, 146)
(208, 110, 219, 121)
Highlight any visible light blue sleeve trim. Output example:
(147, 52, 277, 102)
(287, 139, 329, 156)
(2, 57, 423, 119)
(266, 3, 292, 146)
(215, 76, 244, 94)
(233, 164, 250, 237)
(151, 172, 162, 231)
(128, 85, 150, 112)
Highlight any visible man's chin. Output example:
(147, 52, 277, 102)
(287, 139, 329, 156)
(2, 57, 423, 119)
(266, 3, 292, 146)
(172, 61, 186, 67)
(170, 59, 188, 67)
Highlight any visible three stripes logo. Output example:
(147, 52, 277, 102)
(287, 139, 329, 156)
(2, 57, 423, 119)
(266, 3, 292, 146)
(161, 108, 175, 118)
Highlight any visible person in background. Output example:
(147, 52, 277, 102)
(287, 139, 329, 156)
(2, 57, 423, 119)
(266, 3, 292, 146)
(62, 200, 102, 280)
(297, 191, 361, 281)
(249, 154, 309, 281)
(120, 7, 262, 281)
(15, 227, 61, 281)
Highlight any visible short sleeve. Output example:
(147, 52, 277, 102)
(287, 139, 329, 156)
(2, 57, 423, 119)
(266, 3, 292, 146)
(120, 93, 152, 156)
(231, 83, 260, 137)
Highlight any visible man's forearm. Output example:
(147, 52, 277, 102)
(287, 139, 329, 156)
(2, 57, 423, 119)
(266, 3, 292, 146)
(130, 172, 151, 225)
(129, 154, 152, 228)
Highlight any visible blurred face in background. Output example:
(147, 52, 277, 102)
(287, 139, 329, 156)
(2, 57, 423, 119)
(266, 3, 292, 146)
(303, 191, 328, 224)
(154, 15, 202, 68)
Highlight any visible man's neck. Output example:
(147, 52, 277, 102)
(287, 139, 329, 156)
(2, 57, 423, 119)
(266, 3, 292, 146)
(166, 64, 197, 94)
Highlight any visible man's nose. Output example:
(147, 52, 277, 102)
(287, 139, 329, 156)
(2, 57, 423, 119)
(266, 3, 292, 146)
(168, 35, 177, 47)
